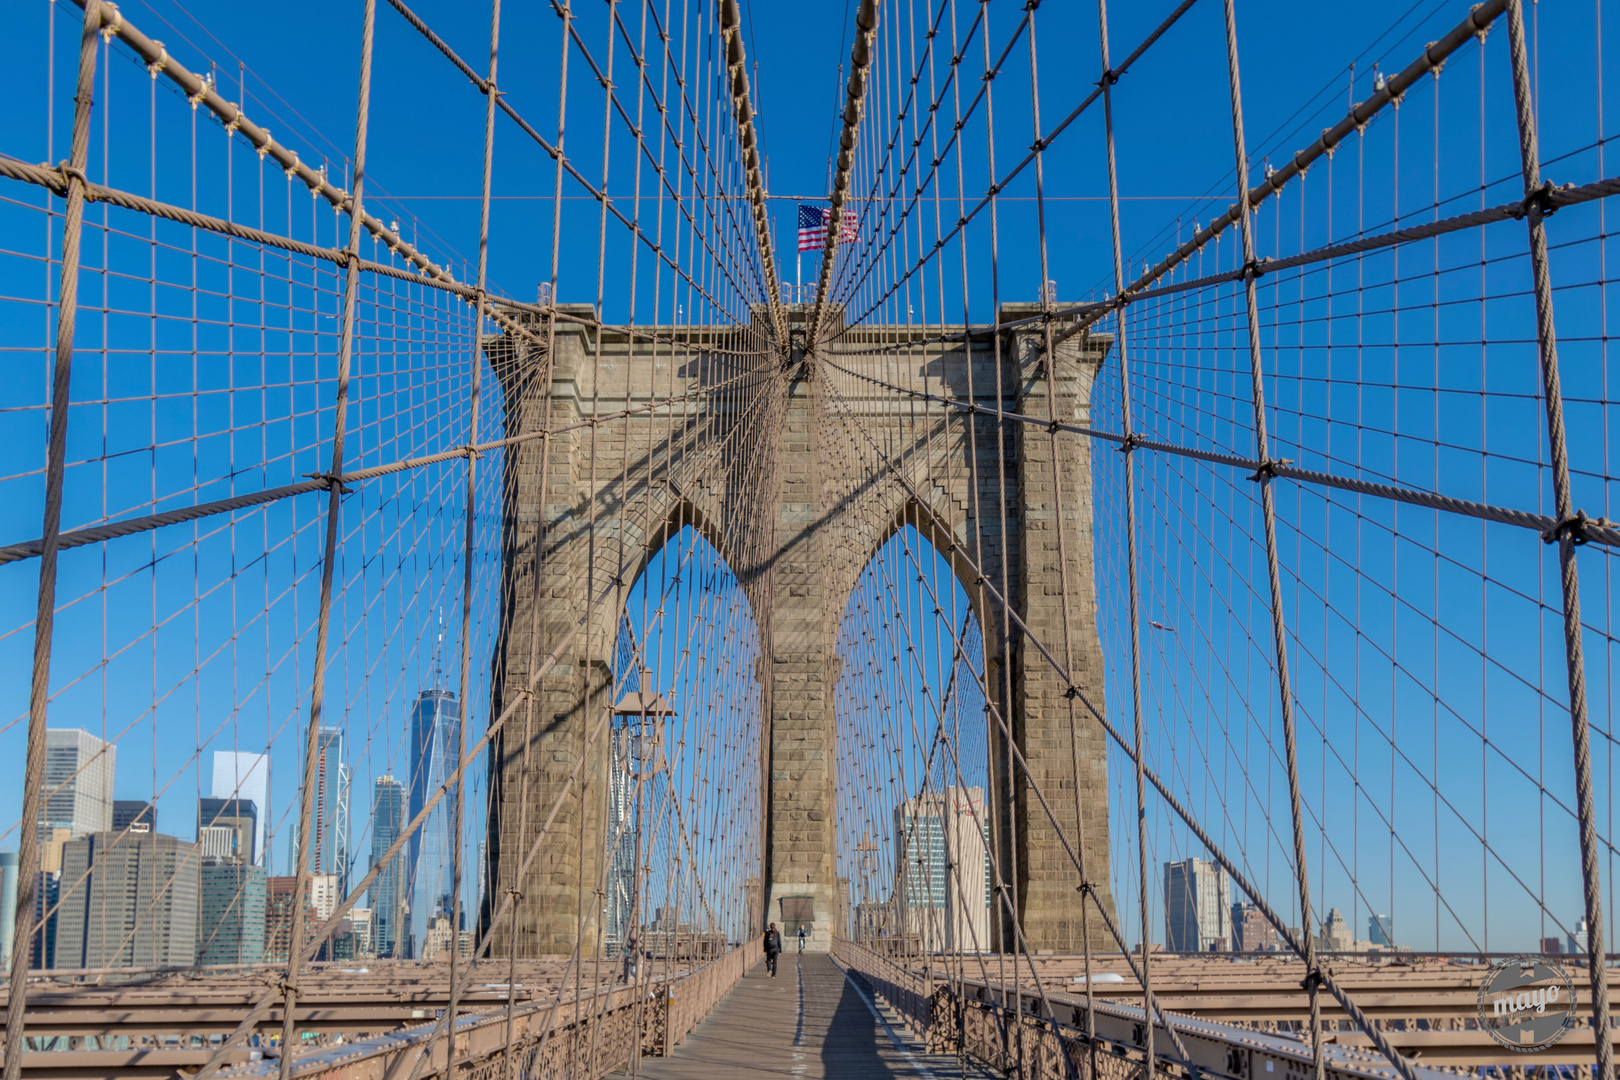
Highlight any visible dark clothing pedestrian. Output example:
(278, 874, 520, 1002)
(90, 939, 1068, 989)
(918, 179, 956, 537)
(763, 927, 782, 976)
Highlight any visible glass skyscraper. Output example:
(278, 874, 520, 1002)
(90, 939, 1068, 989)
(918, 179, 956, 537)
(408, 688, 459, 957)
(369, 774, 406, 958)
(39, 729, 116, 842)
(211, 750, 270, 869)
(294, 729, 350, 893)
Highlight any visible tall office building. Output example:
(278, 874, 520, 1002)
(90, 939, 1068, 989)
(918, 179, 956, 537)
(39, 729, 116, 842)
(1570, 917, 1590, 956)
(265, 876, 316, 964)
(893, 787, 991, 951)
(55, 832, 199, 968)
(29, 871, 58, 969)
(198, 861, 267, 965)
(1232, 903, 1277, 952)
(292, 730, 350, 893)
(112, 800, 156, 835)
(1164, 858, 1232, 951)
(1368, 914, 1394, 947)
(198, 797, 258, 866)
(310, 873, 341, 922)
(408, 688, 459, 957)
(349, 906, 375, 959)
(211, 751, 270, 869)
(1319, 907, 1352, 952)
(604, 724, 640, 952)
(198, 826, 235, 861)
(0, 852, 16, 968)
(369, 775, 407, 958)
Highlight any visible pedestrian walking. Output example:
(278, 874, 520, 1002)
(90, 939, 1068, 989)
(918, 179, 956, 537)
(763, 922, 782, 977)
(797, 925, 807, 953)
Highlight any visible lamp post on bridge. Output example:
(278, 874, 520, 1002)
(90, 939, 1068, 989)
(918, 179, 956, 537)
(611, 667, 675, 952)
(855, 831, 879, 947)
(612, 667, 675, 1080)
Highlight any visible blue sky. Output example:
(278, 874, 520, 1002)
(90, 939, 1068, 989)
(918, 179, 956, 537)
(0, 0, 1616, 956)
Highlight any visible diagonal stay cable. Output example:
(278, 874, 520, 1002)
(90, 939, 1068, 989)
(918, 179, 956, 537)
(842, 0, 1200, 324)
(817, 368, 1427, 1080)
(1048, 0, 1508, 350)
(818, 354, 1620, 548)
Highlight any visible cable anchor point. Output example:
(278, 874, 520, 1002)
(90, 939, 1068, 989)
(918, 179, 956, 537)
(1247, 457, 1292, 483)
(1542, 509, 1610, 546)
(305, 470, 350, 494)
(1513, 179, 1564, 221)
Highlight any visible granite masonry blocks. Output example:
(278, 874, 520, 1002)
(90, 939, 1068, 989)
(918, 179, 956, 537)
(483, 304, 1118, 957)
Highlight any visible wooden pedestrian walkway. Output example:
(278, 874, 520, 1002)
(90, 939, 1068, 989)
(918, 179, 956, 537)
(614, 952, 998, 1079)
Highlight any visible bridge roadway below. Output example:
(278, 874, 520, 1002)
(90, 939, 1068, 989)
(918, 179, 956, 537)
(615, 953, 996, 1080)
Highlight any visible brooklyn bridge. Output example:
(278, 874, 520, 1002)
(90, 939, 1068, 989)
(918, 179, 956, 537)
(0, 0, 1616, 1076)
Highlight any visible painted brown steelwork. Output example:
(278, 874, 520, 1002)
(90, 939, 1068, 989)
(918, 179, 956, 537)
(837, 942, 1620, 1073)
(6, 943, 758, 1080)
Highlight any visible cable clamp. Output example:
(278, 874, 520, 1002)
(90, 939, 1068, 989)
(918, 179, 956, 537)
(305, 470, 349, 493)
(1115, 433, 1141, 454)
(56, 163, 92, 195)
(1241, 258, 1266, 282)
(1097, 68, 1120, 89)
(462, 443, 484, 462)
(1513, 180, 1560, 221)
(100, 5, 124, 40)
(1076, 880, 1095, 896)
(1542, 509, 1605, 546)
(1247, 457, 1292, 483)
(146, 45, 170, 79)
(1063, 685, 1080, 700)
(1300, 968, 1325, 993)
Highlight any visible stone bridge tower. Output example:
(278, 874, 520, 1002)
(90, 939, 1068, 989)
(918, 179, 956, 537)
(483, 302, 1116, 957)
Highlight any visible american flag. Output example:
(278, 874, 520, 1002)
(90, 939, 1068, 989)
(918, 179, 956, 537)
(797, 204, 859, 253)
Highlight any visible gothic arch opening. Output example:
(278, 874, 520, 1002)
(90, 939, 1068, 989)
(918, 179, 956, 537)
(601, 522, 764, 956)
(832, 524, 996, 954)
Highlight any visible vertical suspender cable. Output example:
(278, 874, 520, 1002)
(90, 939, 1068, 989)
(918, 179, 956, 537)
(446, 1, 505, 1077)
(1093, 4, 1138, 1078)
(1217, 3, 1323, 1079)
(1502, 4, 1615, 1077)
(717, 0, 786, 344)
(280, 1, 379, 1075)
(5, 6, 102, 1078)
(807, 0, 879, 346)
(1022, 9, 1091, 1079)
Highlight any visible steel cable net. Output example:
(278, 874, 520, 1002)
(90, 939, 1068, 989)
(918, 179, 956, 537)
(0, 0, 778, 1074)
(2, 0, 1620, 1077)
(812, 0, 1619, 1078)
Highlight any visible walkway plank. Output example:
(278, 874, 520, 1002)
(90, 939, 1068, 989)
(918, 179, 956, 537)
(614, 953, 997, 1079)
